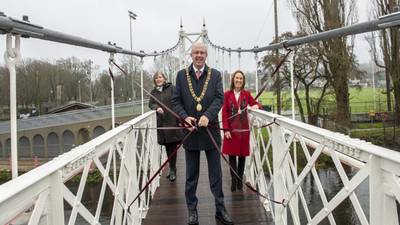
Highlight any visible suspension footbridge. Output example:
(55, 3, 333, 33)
(0, 10, 400, 225)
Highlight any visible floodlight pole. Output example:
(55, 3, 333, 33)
(129, 11, 137, 104)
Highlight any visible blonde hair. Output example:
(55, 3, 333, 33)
(153, 71, 167, 86)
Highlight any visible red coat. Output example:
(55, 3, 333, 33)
(222, 90, 261, 156)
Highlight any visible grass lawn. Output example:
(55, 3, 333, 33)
(353, 122, 384, 129)
(254, 87, 394, 113)
(350, 127, 399, 151)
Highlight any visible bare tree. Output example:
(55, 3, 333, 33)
(96, 71, 112, 105)
(0, 66, 10, 109)
(151, 54, 180, 84)
(289, 0, 358, 131)
(0, 56, 155, 117)
(261, 32, 331, 125)
(288, 43, 329, 125)
(370, 0, 400, 128)
(17, 59, 59, 112)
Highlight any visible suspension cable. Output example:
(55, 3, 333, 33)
(222, 49, 225, 90)
(238, 51, 241, 69)
(228, 50, 232, 75)
(4, 33, 21, 179)
(110, 59, 286, 210)
(254, 46, 292, 101)
(108, 53, 116, 129)
(205, 128, 286, 206)
(139, 57, 144, 114)
(254, 52, 259, 94)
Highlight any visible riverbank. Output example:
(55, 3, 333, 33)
(0, 169, 104, 185)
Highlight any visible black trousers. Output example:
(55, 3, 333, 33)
(229, 156, 246, 180)
(185, 149, 225, 212)
(164, 142, 179, 169)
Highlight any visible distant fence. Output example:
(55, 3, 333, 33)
(260, 97, 393, 115)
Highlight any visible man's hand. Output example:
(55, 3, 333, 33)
(156, 107, 164, 114)
(224, 131, 232, 139)
(184, 116, 197, 131)
(198, 115, 209, 127)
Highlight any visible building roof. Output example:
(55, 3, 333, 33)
(46, 101, 94, 114)
(0, 101, 148, 134)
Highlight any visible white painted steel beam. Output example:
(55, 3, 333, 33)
(0, 111, 162, 225)
(247, 109, 400, 225)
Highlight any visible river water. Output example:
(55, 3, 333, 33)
(69, 167, 374, 225)
(288, 168, 369, 225)
(65, 182, 113, 224)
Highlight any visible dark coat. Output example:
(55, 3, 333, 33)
(222, 90, 261, 156)
(172, 64, 224, 151)
(148, 82, 183, 145)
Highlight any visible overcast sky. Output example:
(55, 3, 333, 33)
(0, 0, 373, 73)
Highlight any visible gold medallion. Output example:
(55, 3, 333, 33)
(196, 103, 202, 112)
(186, 66, 212, 113)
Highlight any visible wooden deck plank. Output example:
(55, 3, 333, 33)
(143, 149, 274, 225)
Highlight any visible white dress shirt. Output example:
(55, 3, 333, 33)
(193, 65, 205, 77)
(234, 90, 241, 103)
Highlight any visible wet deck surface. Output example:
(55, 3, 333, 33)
(143, 149, 274, 225)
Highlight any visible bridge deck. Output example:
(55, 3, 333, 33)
(143, 149, 274, 225)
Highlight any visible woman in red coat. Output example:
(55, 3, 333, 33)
(222, 70, 261, 191)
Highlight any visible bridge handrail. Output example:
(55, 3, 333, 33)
(250, 110, 400, 166)
(0, 110, 162, 225)
(247, 109, 400, 225)
(0, 110, 152, 202)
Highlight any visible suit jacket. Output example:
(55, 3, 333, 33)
(222, 90, 261, 156)
(148, 82, 183, 145)
(172, 64, 224, 151)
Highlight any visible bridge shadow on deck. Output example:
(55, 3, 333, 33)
(143, 149, 274, 225)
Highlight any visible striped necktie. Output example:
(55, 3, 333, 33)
(195, 70, 202, 80)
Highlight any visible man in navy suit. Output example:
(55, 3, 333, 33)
(172, 42, 234, 225)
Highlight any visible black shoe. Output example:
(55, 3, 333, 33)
(230, 178, 237, 192)
(188, 210, 199, 225)
(237, 181, 243, 190)
(215, 210, 234, 225)
(169, 168, 176, 182)
(166, 168, 171, 179)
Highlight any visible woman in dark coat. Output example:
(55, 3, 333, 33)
(222, 70, 261, 191)
(148, 71, 183, 182)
